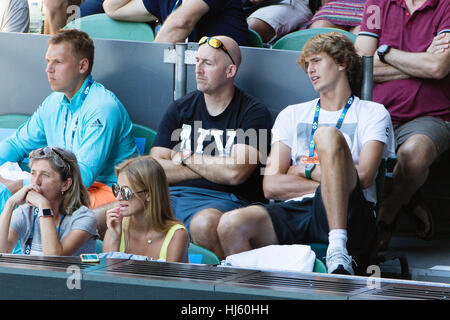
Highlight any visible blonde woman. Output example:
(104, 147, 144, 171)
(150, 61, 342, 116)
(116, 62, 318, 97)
(103, 157, 189, 262)
(0, 147, 98, 255)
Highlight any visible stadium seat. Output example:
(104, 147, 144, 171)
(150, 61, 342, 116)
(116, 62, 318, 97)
(248, 28, 264, 48)
(313, 257, 327, 273)
(131, 123, 157, 156)
(64, 13, 155, 42)
(188, 243, 221, 265)
(272, 27, 357, 51)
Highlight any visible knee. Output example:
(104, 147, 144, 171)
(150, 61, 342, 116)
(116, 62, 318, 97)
(217, 209, 242, 239)
(310, 19, 335, 29)
(190, 209, 221, 239)
(314, 126, 346, 154)
(397, 138, 436, 173)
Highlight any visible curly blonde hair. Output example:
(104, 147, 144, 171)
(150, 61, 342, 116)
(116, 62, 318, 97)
(297, 32, 362, 95)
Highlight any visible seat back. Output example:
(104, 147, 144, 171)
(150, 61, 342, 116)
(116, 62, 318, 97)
(272, 27, 357, 51)
(131, 123, 157, 156)
(313, 258, 327, 273)
(64, 13, 155, 42)
(248, 28, 264, 48)
(188, 243, 220, 265)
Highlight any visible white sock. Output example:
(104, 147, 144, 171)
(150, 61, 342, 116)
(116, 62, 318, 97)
(328, 229, 348, 251)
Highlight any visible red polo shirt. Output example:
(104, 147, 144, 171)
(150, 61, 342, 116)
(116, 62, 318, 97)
(359, 0, 450, 124)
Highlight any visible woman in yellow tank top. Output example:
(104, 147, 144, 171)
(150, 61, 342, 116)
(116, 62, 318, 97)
(102, 156, 189, 262)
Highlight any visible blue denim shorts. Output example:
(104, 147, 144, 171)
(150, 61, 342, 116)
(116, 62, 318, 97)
(169, 186, 248, 232)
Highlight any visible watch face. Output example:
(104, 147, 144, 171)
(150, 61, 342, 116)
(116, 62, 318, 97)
(305, 163, 314, 170)
(378, 44, 388, 54)
(42, 209, 52, 216)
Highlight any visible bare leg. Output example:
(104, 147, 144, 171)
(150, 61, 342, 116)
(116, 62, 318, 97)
(247, 17, 275, 43)
(378, 135, 436, 225)
(217, 205, 278, 257)
(309, 19, 352, 32)
(43, 0, 82, 34)
(0, 175, 23, 195)
(189, 208, 225, 259)
(314, 127, 358, 231)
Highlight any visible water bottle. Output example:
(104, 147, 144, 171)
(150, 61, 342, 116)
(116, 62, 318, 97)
(29, 0, 43, 33)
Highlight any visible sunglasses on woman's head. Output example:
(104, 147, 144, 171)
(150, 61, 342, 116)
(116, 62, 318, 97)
(31, 146, 71, 172)
(112, 184, 147, 201)
(198, 36, 235, 65)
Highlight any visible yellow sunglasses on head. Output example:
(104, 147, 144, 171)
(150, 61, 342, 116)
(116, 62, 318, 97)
(198, 36, 235, 65)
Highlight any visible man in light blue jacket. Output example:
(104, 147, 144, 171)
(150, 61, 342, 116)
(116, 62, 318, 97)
(0, 29, 137, 211)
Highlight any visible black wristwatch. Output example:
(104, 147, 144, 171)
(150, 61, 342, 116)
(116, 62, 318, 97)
(305, 163, 316, 180)
(38, 208, 53, 217)
(377, 44, 391, 64)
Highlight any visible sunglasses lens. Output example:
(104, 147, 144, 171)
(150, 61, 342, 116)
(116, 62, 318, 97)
(112, 184, 120, 198)
(122, 187, 133, 201)
(209, 38, 221, 48)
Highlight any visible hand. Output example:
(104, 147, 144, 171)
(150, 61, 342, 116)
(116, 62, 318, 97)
(25, 189, 51, 210)
(171, 151, 182, 165)
(7, 184, 39, 208)
(287, 163, 306, 177)
(426, 33, 450, 54)
(106, 206, 122, 241)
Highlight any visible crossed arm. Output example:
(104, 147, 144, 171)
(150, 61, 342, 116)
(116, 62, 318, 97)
(103, 0, 210, 43)
(263, 140, 384, 201)
(103, 0, 157, 22)
(150, 143, 261, 186)
(355, 32, 450, 82)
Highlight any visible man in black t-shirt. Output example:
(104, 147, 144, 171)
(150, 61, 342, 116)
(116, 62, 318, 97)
(150, 36, 272, 259)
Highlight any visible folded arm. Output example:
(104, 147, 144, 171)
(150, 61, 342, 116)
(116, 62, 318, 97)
(263, 142, 319, 200)
(355, 33, 450, 82)
(103, 0, 157, 21)
(154, 0, 209, 43)
(180, 143, 261, 186)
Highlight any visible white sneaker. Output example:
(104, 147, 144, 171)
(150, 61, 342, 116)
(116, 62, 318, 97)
(326, 246, 354, 275)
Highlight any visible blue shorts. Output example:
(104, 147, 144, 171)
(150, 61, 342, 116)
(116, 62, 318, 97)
(170, 186, 248, 232)
(80, 0, 105, 17)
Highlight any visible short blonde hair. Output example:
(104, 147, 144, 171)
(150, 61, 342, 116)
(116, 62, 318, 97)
(297, 32, 362, 95)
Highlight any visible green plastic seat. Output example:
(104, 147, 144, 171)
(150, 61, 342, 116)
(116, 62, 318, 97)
(313, 257, 327, 273)
(272, 27, 357, 51)
(248, 28, 264, 48)
(64, 13, 155, 42)
(131, 123, 157, 156)
(188, 243, 220, 265)
(0, 114, 30, 129)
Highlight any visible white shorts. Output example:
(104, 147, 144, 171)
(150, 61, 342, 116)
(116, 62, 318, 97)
(248, 0, 312, 43)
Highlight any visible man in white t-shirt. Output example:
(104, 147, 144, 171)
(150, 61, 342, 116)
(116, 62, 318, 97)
(217, 32, 395, 275)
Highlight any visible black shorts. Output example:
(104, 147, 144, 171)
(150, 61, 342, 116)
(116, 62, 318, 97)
(263, 181, 378, 272)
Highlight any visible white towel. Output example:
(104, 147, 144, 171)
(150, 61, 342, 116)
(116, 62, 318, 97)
(0, 162, 30, 180)
(225, 244, 316, 273)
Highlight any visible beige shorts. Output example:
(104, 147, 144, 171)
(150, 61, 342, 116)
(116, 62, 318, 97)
(394, 116, 450, 156)
(249, 0, 312, 43)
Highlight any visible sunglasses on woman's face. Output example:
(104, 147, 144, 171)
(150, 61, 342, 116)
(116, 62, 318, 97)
(112, 184, 147, 201)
